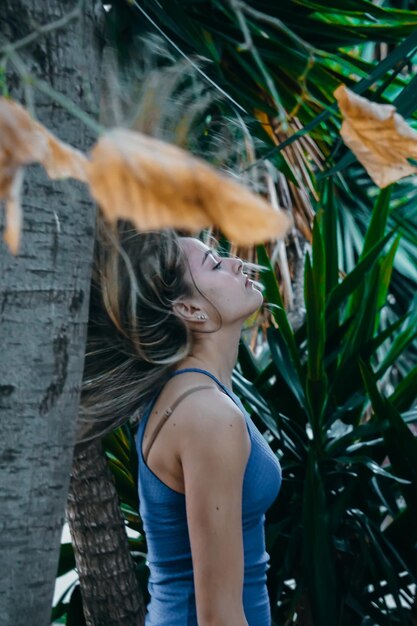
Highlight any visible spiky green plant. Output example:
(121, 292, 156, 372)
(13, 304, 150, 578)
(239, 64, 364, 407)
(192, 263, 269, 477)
(55, 181, 417, 625)
(234, 181, 417, 624)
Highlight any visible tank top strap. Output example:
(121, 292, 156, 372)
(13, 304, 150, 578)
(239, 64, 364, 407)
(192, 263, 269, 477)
(167, 367, 252, 448)
(169, 367, 248, 416)
(142, 384, 213, 464)
(169, 367, 234, 398)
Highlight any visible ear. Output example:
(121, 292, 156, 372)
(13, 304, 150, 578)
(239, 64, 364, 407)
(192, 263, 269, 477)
(172, 299, 207, 324)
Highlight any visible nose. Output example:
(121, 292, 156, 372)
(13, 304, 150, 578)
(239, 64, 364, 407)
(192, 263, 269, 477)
(234, 258, 243, 274)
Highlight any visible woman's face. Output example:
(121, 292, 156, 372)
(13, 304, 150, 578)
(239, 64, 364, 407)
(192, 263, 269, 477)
(179, 237, 263, 326)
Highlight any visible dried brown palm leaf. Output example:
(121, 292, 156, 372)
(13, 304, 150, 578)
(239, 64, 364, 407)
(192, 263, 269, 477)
(0, 99, 45, 253)
(0, 98, 291, 253)
(334, 84, 417, 188)
(85, 128, 293, 245)
(0, 98, 88, 253)
(0, 99, 45, 190)
(37, 124, 88, 182)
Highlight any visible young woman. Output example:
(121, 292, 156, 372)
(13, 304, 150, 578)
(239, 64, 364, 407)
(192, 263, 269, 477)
(82, 224, 282, 626)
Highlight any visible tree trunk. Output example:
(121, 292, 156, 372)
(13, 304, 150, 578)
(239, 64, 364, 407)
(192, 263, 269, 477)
(67, 441, 146, 626)
(0, 2, 101, 625)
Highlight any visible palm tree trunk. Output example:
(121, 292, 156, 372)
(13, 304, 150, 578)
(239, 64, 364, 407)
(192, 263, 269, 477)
(0, 2, 101, 625)
(67, 440, 146, 626)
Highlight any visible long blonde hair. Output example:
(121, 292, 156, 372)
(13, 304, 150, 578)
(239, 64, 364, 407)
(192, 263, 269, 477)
(78, 220, 194, 444)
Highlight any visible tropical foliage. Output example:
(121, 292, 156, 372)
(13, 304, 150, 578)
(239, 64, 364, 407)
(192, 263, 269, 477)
(55, 181, 417, 624)
(54, 1, 417, 624)
(239, 184, 417, 624)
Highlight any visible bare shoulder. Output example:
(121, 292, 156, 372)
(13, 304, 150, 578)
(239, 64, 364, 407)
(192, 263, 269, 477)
(173, 385, 250, 460)
(175, 384, 247, 430)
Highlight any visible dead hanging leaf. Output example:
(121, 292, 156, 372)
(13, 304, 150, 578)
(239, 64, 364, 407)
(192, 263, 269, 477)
(0, 98, 291, 253)
(0, 99, 45, 253)
(0, 97, 87, 253)
(3, 168, 24, 255)
(334, 85, 417, 188)
(34, 123, 88, 182)
(86, 129, 292, 245)
(0, 99, 45, 180)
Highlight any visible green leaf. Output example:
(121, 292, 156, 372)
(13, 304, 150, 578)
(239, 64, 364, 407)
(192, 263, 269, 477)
(267, 327, 308, 414)
(326, 227, 398, 312)
(305, 214, 326, 380)
(366, 311, 412, 370)
(232, 370, 282, 438)
(337, 455, 411, 484)
(389, 362, 417, 412)
(359, 359, 417, 510)
(361, 187, 393, 258)
(257, 244, 302, 375)
(346, 187, 393, 320)
(320, 180, 339, 298)
(302, 453, 339, 624)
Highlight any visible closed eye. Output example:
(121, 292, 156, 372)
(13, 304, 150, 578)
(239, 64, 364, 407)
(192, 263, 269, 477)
(213, 261, 222, 270)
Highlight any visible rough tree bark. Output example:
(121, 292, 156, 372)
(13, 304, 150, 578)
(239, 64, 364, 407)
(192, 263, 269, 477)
(67, 441, 146, 626)
(66, 44, 146, 623)
(0, 2, 101, 625)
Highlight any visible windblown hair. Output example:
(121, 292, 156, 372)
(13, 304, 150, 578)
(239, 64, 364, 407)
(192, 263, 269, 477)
(78, 221, 194, 444)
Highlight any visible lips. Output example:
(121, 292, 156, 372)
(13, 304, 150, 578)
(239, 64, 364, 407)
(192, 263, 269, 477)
(245, 275, 252, 287)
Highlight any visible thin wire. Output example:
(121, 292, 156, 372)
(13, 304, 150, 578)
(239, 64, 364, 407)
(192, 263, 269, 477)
(129, 0, 247, 115)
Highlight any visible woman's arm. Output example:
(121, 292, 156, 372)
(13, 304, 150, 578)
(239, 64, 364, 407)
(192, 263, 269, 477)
(177, 389, 251, 626)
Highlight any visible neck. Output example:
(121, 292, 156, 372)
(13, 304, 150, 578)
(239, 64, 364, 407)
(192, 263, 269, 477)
(177, 323, 242, 389)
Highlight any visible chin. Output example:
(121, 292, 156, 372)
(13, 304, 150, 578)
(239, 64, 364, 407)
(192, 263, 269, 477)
(248, 289, 264, 313)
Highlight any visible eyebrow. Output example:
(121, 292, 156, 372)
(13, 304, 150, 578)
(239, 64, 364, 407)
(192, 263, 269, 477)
(202, 248, 215, 265)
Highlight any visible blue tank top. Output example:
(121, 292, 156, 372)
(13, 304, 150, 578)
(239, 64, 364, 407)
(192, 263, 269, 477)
(135, 368, 282, 626)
